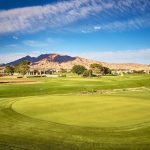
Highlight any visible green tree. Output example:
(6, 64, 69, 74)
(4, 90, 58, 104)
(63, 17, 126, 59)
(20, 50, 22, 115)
(90, 63, 103, 75)
(15, 61, 30, 75)
(82, 69, 93, 77)
(4, 65, 14, 75)
(102, 67, 111, 75)
(72, 65, 87, 75)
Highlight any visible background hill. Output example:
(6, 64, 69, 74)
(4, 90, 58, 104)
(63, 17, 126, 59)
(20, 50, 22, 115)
(4, 53, 150, 71)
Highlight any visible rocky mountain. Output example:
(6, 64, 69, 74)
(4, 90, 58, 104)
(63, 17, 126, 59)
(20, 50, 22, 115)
(6, 54, 49, 65)
(5, 53, 150, 71)
(0, 63, 5, 67)
(5, 54, 76, 66)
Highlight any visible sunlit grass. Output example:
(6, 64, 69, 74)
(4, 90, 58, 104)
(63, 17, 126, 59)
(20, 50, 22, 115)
(0, 74, 150, 149)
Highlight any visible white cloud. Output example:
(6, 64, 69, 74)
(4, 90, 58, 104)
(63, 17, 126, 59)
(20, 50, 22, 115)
(94, 26, 101, 30)
(79, 15, 150, 33)
(77, 49, 150, 64)
(0, 0, 109, 34)
(0, 53, 27, 64)
(81, 25, 101, 33)
(12, 36, 18, 40)
(23, 40, 48, 47)
(101, 16, 150, 31)
(0, 51, 43, 64)
(0, 0, 149, 34)
(5, 44, 19, 48)
(1, 49, 150, 64)
(23, 38, 57, 47)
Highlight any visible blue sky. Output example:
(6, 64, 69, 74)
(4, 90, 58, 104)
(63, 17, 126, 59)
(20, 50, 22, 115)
(0, 0, 150, 64)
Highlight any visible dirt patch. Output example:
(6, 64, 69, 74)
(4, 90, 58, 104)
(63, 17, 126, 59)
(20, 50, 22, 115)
(0, 76, 19, 79)
(0, 80, 40, 84)
(79, 87, 150, 95)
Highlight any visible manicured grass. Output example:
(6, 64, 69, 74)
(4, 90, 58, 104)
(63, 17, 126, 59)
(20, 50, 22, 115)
(0, 74, 150, 98)
(13, 93, 150, 128)
(0, 74, 150, 150)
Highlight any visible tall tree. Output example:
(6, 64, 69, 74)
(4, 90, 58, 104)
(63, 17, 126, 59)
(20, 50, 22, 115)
(82, 69, 93, 77)
(90, 63, 103, 75)
(4, 65, 14, 75)
(102, 67, 111, 75)
(15, 61, 30, 75)
(72, 65, 87, 75)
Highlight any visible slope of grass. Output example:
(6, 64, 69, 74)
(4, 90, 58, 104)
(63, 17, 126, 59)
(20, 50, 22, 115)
(0, 74, 150, 150)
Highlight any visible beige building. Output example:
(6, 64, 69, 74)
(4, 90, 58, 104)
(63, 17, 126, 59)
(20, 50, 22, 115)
(0, 67, 5, 76)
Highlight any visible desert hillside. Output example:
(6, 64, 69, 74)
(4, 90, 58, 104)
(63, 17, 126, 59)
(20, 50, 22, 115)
(5, 53, 150, 71)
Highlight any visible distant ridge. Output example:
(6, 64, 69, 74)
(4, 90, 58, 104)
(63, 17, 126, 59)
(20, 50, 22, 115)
(6, 53, 76, 65)
(6, 54, 49, 65)
(4, 53, 150, 71)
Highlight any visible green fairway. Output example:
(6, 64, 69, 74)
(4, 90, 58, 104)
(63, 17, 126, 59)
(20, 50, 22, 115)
(0, 74, 150, 150)
(0, 74, 150, 98)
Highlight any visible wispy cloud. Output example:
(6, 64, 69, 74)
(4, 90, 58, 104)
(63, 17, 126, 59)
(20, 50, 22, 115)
(79, 14, 150, 33)
(77, 49, 150, 64)
(0, 51, 45, 64)
(23, 40, 47, 47)
(81, 25, 101, 33)
(12, 36, 18, 40)
(23, 38, 57, 47)
(5, 44, 19, 48)
(0, 0, 149, 34)
(102, 16, 150, 31)
(0, 0, 109, 34)
(1, 49, 150, 64)
(0, 53, 27, 64)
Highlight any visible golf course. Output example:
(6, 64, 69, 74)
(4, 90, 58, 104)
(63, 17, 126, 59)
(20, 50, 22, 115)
(0, 74, 150, 150)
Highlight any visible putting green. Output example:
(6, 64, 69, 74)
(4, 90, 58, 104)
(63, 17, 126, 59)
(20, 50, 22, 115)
(13, 95, 150, 128)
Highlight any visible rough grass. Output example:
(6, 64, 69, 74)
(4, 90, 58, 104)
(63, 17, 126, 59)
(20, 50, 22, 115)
(0, 74, 150, 150)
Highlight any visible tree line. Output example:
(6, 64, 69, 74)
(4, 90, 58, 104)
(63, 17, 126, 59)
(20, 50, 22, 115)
(4, 61, 148, 77)
(4, 62, 111, 77)
(4, 61, 30, 75)
(72, 63, 111, 77)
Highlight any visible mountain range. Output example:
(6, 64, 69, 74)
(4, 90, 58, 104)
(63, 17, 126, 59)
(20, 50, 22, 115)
(2, 53, 150, 71)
